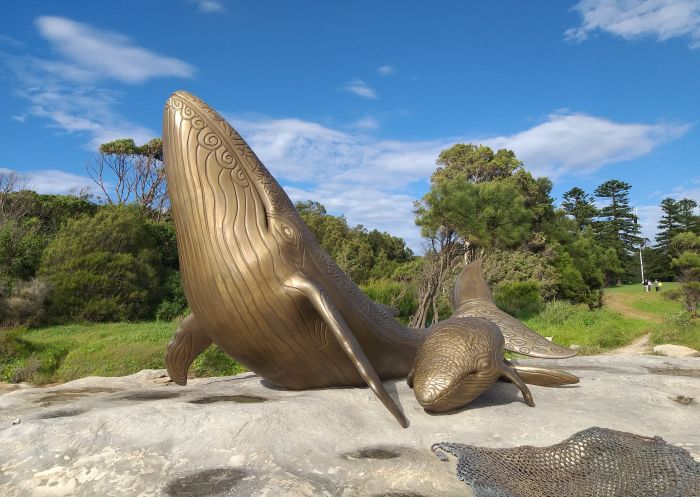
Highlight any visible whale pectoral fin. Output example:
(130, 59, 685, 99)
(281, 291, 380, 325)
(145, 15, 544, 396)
(499, 361, 535, 407)
(508, 363, 580, 387)
(166, 313, 213, 386)
(286, 275, 409, 428)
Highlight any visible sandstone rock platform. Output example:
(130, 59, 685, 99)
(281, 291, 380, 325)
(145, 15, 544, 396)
(1, 355, 698, 497)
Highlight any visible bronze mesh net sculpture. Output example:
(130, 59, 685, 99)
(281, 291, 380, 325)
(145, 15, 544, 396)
(433, 427, 700, 497)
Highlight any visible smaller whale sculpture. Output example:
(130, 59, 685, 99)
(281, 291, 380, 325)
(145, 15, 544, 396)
(162, 91, 578, 427)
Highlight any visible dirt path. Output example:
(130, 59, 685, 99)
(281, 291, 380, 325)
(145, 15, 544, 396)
(604, 292, 662, 323)
(606, 333, 651, 355)
(604, 292, 657, 355)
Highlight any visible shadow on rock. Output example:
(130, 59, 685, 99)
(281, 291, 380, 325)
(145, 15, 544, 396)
(188, 394, 267, 404)
(165, 467, 246, 496)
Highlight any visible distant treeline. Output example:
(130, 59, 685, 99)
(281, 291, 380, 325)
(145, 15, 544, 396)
(1, 138, 699, 328)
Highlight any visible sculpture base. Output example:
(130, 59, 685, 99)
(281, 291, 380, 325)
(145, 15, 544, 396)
(1, 355, 698, 496)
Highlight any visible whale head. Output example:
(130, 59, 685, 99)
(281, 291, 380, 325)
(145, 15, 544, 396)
(163, 91, 310, 281)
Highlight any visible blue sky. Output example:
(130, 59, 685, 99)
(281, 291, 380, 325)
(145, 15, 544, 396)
(1, 0, 699, 251)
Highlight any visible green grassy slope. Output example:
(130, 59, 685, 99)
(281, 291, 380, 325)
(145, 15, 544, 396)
(0, 321, 244, 385)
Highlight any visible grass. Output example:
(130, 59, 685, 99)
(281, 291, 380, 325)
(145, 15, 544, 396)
(605, 282, 700, 350)
(0, 321, 245, 385)
(606, 282, 683, 315)
(520, 283, 699, 354)
(521, 300, 655, 355)
(2, 283, 698, 386)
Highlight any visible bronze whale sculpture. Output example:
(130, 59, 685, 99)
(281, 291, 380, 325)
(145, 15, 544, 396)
(162, 91, 578, 427)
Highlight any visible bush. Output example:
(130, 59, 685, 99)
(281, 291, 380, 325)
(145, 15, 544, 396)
(39, 205, 164, 323)
(155, 271, 189, 321)
(361, 278, 418, 324)
(495, 280, 542, 317)
(4, 278, 50, 326)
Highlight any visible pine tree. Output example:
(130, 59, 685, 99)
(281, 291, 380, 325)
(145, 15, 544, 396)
(593, 180, 642, 263)
(562, 187, 597, 231)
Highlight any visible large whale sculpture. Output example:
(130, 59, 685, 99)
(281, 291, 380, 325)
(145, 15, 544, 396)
(162, 91, 578, 427)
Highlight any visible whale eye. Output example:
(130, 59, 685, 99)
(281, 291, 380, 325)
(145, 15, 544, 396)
(275, 221, 300, 246)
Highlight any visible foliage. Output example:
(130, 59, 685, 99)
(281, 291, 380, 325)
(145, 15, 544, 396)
(652, 311, 700, 351)
(494, 280, 542, 317)
(434, 144, 522, 184)
(666, 231, 700, 317)
(155, 271, 189, 321)
(552, 230, 621, 308)
(361, 278, 418, 324)
(593, 180, 642, 264)
(38, 205, 165, 323)
(296, 200, 413, 285)
(562, 187, 597, 231)
(522, 300, 653, 355)
(88, 137, 168, 219)
(483, 241, 559, 300)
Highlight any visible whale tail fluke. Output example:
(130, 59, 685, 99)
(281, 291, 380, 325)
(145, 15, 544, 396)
(453, 258, 493, 307)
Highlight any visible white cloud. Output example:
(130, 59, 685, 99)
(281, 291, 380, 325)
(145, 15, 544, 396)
(226, 110, 687, 251)
(341, 79, 378, 99)
(352, 116, 379, 129)
(1, 167, 97, 195)
(35, 16, 194, 83)
(566, 0, 700, 49)
(483, 112, 690, 179)
(3, 16, 193, 149)
(190, 0, 225, 13)
(377, 65, 396, 76)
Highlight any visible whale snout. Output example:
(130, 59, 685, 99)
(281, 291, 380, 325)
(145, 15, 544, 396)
(412, 317, 504, 412)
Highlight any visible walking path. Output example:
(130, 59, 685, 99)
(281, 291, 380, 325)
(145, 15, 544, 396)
(604, 291, 656, 355)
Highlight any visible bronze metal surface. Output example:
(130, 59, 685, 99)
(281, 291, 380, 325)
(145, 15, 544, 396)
(162, 91, 578, 427)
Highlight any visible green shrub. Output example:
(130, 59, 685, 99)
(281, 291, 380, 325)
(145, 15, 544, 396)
(361, 278, 418, 324)
(155, 271, 189, 321)
(495, 280, 542, 316)
(39, 205, 164, 323)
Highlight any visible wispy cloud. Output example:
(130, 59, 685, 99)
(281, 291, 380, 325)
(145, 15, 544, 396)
(1, 167, 97, 195)
(3, 16, 194, 149)
(189, 0, 225, 13)
(35, 16, 195, 83)
(566, 0, 700, 49)
(341, 79, 378, 99)
(226, 111, 688, 250)
(352, 116, 379, 129)
(377, 65, 396, 76)
(484, 112, 690, 179)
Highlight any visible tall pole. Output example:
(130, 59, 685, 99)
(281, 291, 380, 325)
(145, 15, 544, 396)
(636, 207, 644, 283)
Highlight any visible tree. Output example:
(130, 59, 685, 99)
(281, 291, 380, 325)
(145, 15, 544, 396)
(666, 232, 700, 318)
(656, 197, 700, 259)
(562, 187, 597, 231)
(593, 180, 642, 264)
(412, 144, 552, 326)
(39, 206, 166, 323)
(87, 138, 168, 219)
(434, 144, 522, 184)
(295, 200, 413, 285)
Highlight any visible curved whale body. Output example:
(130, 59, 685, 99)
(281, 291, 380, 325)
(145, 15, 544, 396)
(162, 91, 578, 427)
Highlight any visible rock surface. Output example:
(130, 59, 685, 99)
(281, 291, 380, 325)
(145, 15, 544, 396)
(1, 355, 698, 497)
(653, 343, 700, 358)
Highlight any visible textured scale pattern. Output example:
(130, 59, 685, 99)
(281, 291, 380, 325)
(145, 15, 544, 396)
(433, 427, 700, 497)
(455, 300, 575, 358)
(412, 318, 505, 411)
